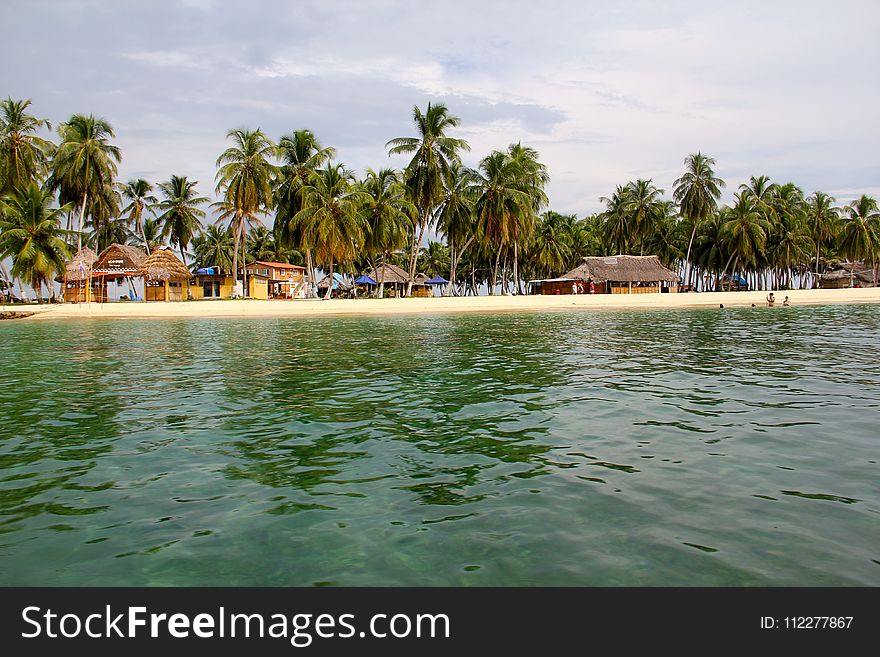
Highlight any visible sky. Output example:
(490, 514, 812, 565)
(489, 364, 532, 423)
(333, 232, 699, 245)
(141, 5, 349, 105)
(3, 0, 879, 218)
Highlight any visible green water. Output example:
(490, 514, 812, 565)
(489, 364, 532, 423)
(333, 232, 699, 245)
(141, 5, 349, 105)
(1, 305, 878, 586)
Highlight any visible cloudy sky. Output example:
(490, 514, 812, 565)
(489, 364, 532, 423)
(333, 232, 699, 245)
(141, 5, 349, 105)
(3, 0, 879, 216)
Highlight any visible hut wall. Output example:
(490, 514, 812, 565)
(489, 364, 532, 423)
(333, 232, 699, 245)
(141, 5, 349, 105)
(246, 277, 269, 299)
(610, 282, 662, 294)
(191, 275, 234, 299)
(539, 281, 578, 295)
(411, 286, 431, 298)
(62, 280, 103, 303)
(819, 278, 850, 290)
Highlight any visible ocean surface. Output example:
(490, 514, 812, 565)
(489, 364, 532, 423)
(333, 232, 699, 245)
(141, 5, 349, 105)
(1, 305, 878, 586)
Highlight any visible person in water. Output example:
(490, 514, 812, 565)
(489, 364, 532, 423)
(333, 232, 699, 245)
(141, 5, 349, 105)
(767, 292, 776, 306)
(783, 296, 790, 306)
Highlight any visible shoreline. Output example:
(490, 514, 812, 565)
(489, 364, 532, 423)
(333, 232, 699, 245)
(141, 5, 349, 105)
(5, 288, 880, 321)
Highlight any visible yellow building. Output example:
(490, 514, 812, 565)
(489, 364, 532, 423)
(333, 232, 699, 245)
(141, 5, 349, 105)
(191, 267, 269, 299)
(140, 248, 191, 301)
(244, 261, 307, 298)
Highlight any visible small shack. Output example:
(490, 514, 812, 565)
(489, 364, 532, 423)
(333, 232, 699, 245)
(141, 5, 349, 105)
(316, 272, 352, 297)
(366, 263, 431, 297)
(60, 247, 100, 303)
(531, 255, 678, 295)
(92, 243, 148, 302)
(140, 248, 191, 302)
(819, 262, 877, 289)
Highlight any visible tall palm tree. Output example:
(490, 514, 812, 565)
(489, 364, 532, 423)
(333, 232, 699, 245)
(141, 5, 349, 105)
(387, 102, 469, 295)
(600, 184, 632, 254)
(294, 164, 366, 299)
(0, 98, 54, 194)
(839, 195, 880, 286)
(505, 143, 548, 291)
(358, 167, 414, 297)
(672, 152, 725, 287)
(0, 182, 71, 301)
(473, 150, 533, 293)
(417, 241, 450, 277)
(806, 191, 839, 287)
(274, 129, 334, 296)
(530, 211, 574, 277)
(436, 161, 478, 295)
(117, 178, 157, 254)
(623, 178, 664, 255)
(156, 175, 209, 292)
(48, 114, 121, 250)
(720, 193, 770, 288)
(215, 128, 276, 297)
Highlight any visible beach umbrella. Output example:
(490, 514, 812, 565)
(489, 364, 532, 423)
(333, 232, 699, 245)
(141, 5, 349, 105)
(355, 275, 378, 286)
(424, 275, 449, 285)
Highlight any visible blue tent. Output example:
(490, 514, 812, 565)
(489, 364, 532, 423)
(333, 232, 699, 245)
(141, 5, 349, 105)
(425, 275, 449, 285)
(318, 272, 351, 290)
(196, 267, 218, 275)
(355, 275, 378, 285)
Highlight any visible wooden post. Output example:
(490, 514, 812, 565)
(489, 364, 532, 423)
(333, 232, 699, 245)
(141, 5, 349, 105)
(629, 281, 632, 294)
(164, 280, 169, 302)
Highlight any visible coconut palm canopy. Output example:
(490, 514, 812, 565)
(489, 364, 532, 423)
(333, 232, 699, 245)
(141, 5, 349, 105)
(563, 255, 678, 282)
(62, 247, 98, 282)
(140, 247, 191, 281)
(92, 243, 147, 275)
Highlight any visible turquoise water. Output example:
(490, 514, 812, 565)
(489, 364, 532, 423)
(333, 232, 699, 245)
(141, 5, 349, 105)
(1, 305, 878, 586)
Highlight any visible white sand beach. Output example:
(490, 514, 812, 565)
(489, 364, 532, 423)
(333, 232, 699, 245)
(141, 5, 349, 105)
(8, 287, 880, 321)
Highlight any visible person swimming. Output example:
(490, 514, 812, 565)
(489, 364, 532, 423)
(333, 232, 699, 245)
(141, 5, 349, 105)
(767, 292, 776, 306)
(783, 296, 790, 306)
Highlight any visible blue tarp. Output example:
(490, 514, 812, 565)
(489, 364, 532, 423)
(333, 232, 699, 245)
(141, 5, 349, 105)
(425, 275, 449, 285)
(196, 267, 218, 275)
(355, 275, 378, 285)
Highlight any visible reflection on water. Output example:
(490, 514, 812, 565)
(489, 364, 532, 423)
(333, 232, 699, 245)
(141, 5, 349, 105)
(1, 305, 879, 585)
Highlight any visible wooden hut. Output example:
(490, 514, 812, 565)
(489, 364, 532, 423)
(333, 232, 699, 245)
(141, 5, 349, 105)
(140, 248, 191, 301)
(92, 243, 148, 302)
(819, 262, 877, 289)
(531, 255, 678, 295)
(365, 263, 431, 297)
(59, 247, 100, 303)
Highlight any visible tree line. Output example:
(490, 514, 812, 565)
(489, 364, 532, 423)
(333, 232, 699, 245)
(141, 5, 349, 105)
(1, 96, 878, 301)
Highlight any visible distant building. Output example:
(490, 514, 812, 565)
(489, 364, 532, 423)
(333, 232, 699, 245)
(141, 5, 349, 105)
(530, 255, 678, 295)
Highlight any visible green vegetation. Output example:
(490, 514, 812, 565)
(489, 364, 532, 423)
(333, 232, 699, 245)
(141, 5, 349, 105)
(1, 95, 878, 300)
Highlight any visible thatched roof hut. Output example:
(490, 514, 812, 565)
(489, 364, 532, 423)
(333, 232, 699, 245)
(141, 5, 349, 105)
(61, 248, 98, 282)
(563, 255, 678, 282)
(367, 262, 410, 284)
(820, 261, 877, 288)
(93, 243, 147, 276)
(140, 248, 191, 281)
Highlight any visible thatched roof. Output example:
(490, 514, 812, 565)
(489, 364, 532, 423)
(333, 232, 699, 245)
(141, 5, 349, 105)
(140, 248, 191, 281)
(822, 262, 876, 284)
(562, 255, 678, 283)
(62, 248, 98, 282)
(367, 262, 410, 284)
(412, 273, 430, 286)
(316, 272, 352, 290)
(93, 243, 147, 275)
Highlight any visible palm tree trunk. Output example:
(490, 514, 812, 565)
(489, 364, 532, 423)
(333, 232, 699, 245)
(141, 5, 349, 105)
(512, 241, 519, 295)
(77, 190, 89, 252)
(684, 222, 698, 288)
(407, 211, 429, 297)
(180, 243, 192, 300)
(324, 258, 334, 300)
(231, 214, 242, 298)
(241, 225, 248, 297)
(378, 253, 387, 298)
(140, 216, 151, 256)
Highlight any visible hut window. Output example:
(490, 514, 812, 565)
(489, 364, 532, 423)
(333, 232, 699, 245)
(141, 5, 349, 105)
(261, 268, 269, 276)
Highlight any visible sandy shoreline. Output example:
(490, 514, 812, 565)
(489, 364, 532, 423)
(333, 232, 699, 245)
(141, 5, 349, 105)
(4, 287, 878, 321)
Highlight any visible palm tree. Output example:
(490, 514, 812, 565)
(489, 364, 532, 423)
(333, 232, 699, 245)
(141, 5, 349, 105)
(358, 167, 414, 297)
(387, 102, 469, 295)
(623, 178, 665, 255)
(275, 129, 334, 296)
(806, 191, 839, 287)
(720, 193, 770, 289)
(0, 182, 71, 301)
(436, 161, 478, 295)
(505, 143, 548, 291)
(417, 241, 450, 277)
(131, 217, 166, 253)
(156, 175, 208, 298)
(294, 164, 367, 298)
(530, 211, 574, 277)
(673, 152, 725, 287)
(600, 185, 632, 254)
(839, 195, 880, 286)
(473, 150, 534, 294)
(118, 178, 157, 254)
(215, 128, 276, 297)
(0, 98, 54, 194)
(191, 224, 234, 272)
(48, 114, 121, 250)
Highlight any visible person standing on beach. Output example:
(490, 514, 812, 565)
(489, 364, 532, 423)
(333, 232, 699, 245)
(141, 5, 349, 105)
(572, 282, 578, 295)
(767, 292, 776, 306)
